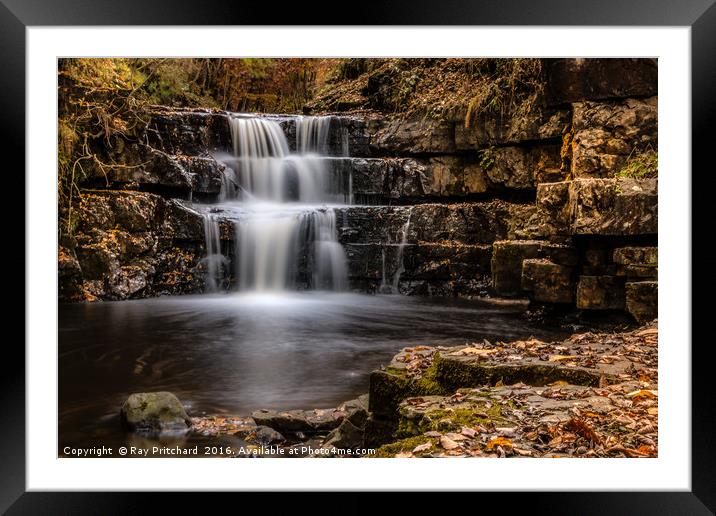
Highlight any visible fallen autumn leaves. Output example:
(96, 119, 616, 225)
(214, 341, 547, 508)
(375, 322, 658, 458)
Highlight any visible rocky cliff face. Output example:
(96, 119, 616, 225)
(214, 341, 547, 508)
(59, 58, 657, 323)
(59, 191, 206, 301)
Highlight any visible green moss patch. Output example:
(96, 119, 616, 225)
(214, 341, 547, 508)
(616, 149, 658, 179)
(374, 435, 437, 458)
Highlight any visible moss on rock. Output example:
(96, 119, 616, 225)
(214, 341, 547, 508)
(374, 435, 437, 458)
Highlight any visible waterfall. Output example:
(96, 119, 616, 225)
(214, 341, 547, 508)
(201, 114, 349, 293)
(296, 115, 332, 154)
(379, 207, 413, 294)
(379, 249, 388, 293)
(392, 208, 413, 292)
(312, 209, 348, 291)
(202, 212, 228, 292)
(218, 166, 238, 202)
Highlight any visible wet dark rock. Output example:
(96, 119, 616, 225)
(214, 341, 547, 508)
(538, 242, 579, 267)
(94, 142, 193, 191)
(89, 138, 227, 197)
(327, 116, 370, 157)
(344, 242, 491, 285)
(323, 419, 365, 450)
(275, 115, 370, 157)
(521, 258, 575, 304)
(341, 394, 370, 428)
(544, 58, 658, 105)
(58, 245, 83, 299)
(614, 246, 658, 279)
(120, 392, 192, 434)
(576, 275, 626, 310)
(322, 395, 370, 450)
(326, 156, 490, 200)
(250, 408, 345, 434)
(453, 107, 569, 149)
(491, 240, 542, 296)
(371, 115, 456, 155)
(337, 201, 514, 247)
(180, 156, 226, 194)
(162, 200, 206, 241)
(146, 108, 232, 155)
(364, 414, 399, 449)
(626, 281, 658, 323)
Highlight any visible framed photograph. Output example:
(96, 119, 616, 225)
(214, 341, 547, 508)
(7, 0, 714, 511)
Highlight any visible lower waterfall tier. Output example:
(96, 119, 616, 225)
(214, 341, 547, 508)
(202, 202, 348, 292)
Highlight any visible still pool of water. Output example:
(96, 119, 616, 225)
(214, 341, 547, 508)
(59, 292, 569, 453)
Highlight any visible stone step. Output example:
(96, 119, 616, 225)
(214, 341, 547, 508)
(381, 378, 656, 457)
(335, 201, 518, 246)
(364, 323, 658, 449)
(344, 242, 492, 296)
(369, 327, 655, 418)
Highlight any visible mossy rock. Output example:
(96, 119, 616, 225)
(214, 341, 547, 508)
(373, 435, 437, 458)
(368, 357, 448, 418)
(435, 357, 605, 392)
(397, 399, 508, 438)
(120, 391, 192, 434)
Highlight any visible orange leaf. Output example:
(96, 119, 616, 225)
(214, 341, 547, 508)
(564, 418, 602, 444)
(485, 437, 513, 451)
(637, 444, 656, 456)
(627, 389, 658, 403)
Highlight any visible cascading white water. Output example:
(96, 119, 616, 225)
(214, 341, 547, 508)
(378, 207, 413, 294)
(202, 212, 228, 292)
(392, 207, 413, 292)
(201, 114, 349, 292)
(296, 115, 332, 154)
(311, 209, 348, 291)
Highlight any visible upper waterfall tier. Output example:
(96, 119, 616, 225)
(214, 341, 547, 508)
(218, 115, 352, 204)
(296, 115, 333, 155)
(146, 109, 370, 158)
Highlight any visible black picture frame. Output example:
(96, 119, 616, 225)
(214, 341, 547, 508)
(5, 1, 714, 512)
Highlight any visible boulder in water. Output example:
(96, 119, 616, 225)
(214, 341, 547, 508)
(120, 392, 192, 434)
